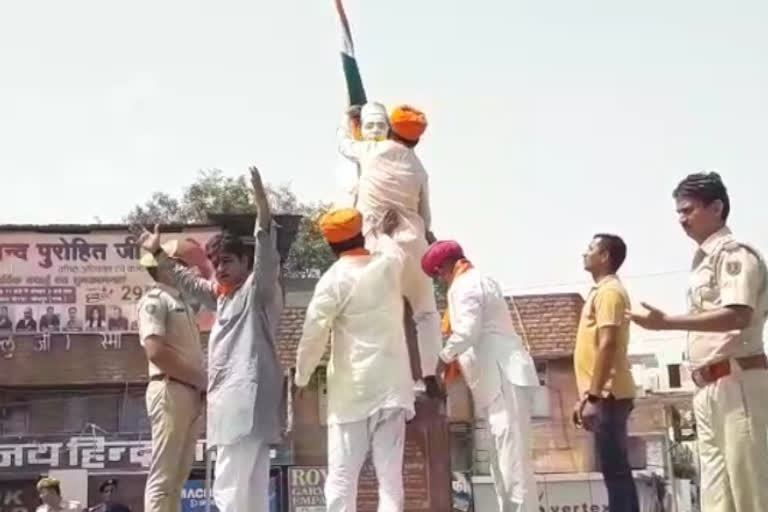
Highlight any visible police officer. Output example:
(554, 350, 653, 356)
(632, 172, 768, 512)
(138, 239, 207, 512)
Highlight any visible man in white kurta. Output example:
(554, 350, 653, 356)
(337, 105, 441, 389)
(422, 240, 541, 512)
(295, 208, 415, 512)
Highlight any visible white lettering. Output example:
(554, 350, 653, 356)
(2, 489, 22, 505)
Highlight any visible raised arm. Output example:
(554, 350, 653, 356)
(249, 167, 281, 300)
(133, 224, 217, 310)
(251, 166, 270, 232)
(337, 108, 365, 161)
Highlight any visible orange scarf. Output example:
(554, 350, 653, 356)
(215, 283, 240, 298)
(340, 248, 370, 257)
(441, 259, 474, 383)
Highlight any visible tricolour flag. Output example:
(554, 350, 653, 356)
(334, 0, 367, 106)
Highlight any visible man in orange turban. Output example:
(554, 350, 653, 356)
(336, 104, 442, 398)
(295, 208, 416, 511)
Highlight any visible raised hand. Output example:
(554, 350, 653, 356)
(249, 166, 265, 195)
(381, 209, 399, 236)
(630, 302, 668, 330)
(346, 105, 362, 120)
(130, 224, 161, 254)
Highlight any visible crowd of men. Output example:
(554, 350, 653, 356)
(40, 101, 760, 512)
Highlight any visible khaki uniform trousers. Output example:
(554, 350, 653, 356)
(694, 364, 768, 512)
(145, 379, 203, 512)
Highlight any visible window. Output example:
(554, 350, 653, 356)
(668, 364, 682, 389)
(531, 361, 550, 419)
(119, 392, 151, 434)
(0, 405, 28, 435)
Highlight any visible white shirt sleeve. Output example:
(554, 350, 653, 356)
(295, 271, 340, 387)
(337, 115, 363, 161)
(440, 278, 484, 363)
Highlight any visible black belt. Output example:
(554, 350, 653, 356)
(149, 374, 203, 395)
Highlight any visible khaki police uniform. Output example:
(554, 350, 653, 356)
(687, 227, 768, 512)
(138, 283, 205, 512)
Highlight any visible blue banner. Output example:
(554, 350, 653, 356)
(182, 472, 280, 512)
(181, 481, 217, 512)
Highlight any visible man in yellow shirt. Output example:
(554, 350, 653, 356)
(573, 233, 638, 512)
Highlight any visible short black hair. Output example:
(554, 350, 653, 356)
(593, 233, 627, 273)
(672, 172, 730, 221)
(205, 231, 252, 267)
(329, 234, 366, 256)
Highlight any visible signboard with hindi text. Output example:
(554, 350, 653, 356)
(0, 435, 207, 472)
(0, 227, 219, 334)
(0, 434, 291, 473)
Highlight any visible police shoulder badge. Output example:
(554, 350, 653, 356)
(726, 260, 742, 276)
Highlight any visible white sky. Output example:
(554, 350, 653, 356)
(2, 0, 767, 358)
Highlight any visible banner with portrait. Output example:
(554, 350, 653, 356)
(0, 227, 220, 334)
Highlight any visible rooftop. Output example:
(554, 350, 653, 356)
(275, 292, 584, 368)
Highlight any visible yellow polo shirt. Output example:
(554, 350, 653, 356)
(574, 275, 635, 399)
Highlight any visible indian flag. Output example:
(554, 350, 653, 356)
(334, 0, 367, 106)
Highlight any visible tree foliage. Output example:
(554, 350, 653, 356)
(124, 169, 335, 278)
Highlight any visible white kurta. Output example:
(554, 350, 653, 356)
(441, 268, 540, 512)
(295, 236, 415, 424)
(336, 123, 442, 379)
(296, 237, 415, 511)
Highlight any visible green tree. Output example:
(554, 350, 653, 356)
(124, 169, 335, 278)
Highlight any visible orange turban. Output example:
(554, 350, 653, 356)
(318, 208, 363, 243)
(390, 105, 427, 142)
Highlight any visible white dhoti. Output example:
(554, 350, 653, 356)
(213, 434, 272, 512)
(325, 407, 407, 512)
(486, 380, 538, 512)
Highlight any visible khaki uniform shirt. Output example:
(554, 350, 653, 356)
(687, 227, 768, 369)
(574, 275, 635, 399)
(136, 283, 205, 380)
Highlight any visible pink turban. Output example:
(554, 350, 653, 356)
(421, 240, 465, 277)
